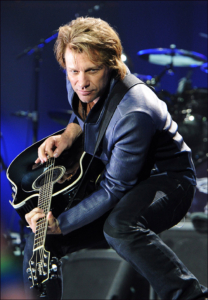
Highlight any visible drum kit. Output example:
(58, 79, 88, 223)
(136, 45, 208, 216)
(136, 45, 207, 167)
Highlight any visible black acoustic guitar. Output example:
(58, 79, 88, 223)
(6, 129, 104, 296)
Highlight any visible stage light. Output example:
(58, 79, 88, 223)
(121, 53, 127, 62)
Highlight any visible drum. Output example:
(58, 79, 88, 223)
(171, 111, 207, 163)
(179, 88, 208, 117)
(171, 88, 207, 164)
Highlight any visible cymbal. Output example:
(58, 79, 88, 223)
(137, 48, 207, 67)
(201, 62, 208, 73)
(48, 109, 72, 126)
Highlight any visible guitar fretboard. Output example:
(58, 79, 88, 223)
(33, 159, 55, 251)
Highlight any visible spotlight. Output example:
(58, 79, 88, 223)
(188, 115, 195, 121)
(121, 53, 127, 62)
(121, 51, 134, 71)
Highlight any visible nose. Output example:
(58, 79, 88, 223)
(77, 72, 90, 89)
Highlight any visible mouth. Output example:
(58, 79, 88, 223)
(77, 90, 92, 96)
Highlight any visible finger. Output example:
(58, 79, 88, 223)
(25, 208, 45, 232)
(38, 141, 48, 163)
(47, 212, 61, 234)
(52, 136, 67, 158)
(30, 212, 45, 233)
(44, 138, 57, 159)
(47, 212, 56, 233)
(35, 157, 41, 164)
(25, 208, 44, 223)
(47, 211, 55, 225)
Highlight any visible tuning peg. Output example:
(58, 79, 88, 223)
(28, 276, 32, 281)
(50, 264, 57, 272)
(26, 268, 31, 274)
(50, 274, 57, 279)
(51, 257, 58, 262)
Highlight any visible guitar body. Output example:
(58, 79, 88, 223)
(7, 129, 104, 224)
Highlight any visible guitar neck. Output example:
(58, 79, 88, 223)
(33, 182, 53, 251)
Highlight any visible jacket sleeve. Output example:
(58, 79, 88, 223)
(57, 112, 156, 234)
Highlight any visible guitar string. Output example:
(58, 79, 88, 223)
(42, 157, 55, 271)
(43, 157, 55, 268)
(40, 157, 54, 265)
(35, 157, 55, 270)
(39, 157, 52, 269)
(31, 157, 55, 282)
(34, 158, 48, 248)
(35, 158, 49, 265)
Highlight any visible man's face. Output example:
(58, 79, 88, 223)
(65, 47, 111, 104)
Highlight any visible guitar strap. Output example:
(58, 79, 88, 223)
(65, 74, 149, 210)
(93, 73, 146, 156)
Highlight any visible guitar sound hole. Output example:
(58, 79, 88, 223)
(33, 167, 65, 189)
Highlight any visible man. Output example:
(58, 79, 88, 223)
(24, 17, 208, 299)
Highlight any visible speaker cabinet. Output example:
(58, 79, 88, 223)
(160, 221, 207, 287)
(62, 249, 149, 299)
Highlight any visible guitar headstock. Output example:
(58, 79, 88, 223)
(27, 248, 59, 297)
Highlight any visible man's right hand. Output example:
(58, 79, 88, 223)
(35, 123, 82, 164)
(35, 134, 69, 164)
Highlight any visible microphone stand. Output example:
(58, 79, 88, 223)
(16, 37, 57, 143)
(32, 48, 42, 143)
(147, 44, 176, 87)
(148, 63, 174, 87)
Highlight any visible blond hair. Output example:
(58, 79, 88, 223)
(54, 17, 127, 80)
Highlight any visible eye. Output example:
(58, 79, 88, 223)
(89, 69, 99, 73)
(68, 69, 78, 74)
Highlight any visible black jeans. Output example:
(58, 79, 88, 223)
(23, 174, 208, 299)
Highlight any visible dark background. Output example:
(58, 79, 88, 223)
(1, 1, 207, 233)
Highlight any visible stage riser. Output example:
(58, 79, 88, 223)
(62, 224, 207, 299)
(160, 224, 207, 287)
(62, 249, 149, 299)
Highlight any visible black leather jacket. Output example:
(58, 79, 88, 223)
(57, 73, 196, 235)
